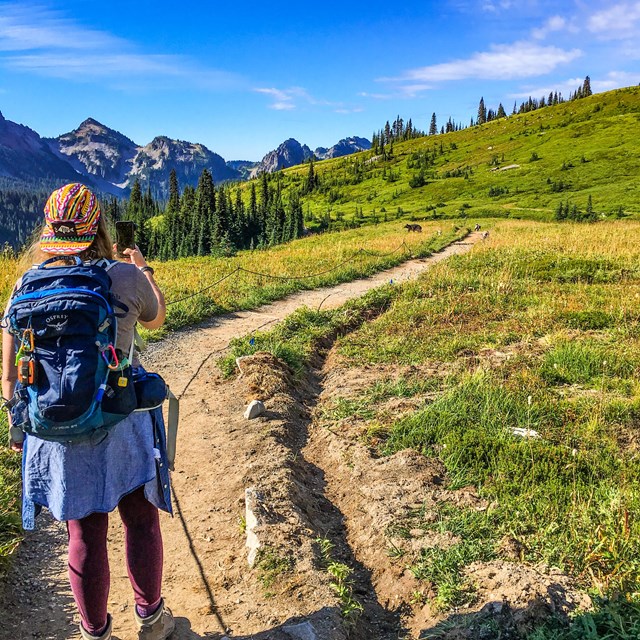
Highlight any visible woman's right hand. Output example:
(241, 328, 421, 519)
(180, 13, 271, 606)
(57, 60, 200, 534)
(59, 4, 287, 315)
(9, 425, 24, 452)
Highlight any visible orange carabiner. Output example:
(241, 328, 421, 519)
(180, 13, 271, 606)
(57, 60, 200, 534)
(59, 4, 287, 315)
(23, 329, 35, 352)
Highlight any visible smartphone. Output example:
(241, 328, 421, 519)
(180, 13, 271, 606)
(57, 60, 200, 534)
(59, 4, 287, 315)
(115, 221, 136, 257)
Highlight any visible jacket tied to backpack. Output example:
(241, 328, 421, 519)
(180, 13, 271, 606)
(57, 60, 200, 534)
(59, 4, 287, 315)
(4, 256, 137, 443)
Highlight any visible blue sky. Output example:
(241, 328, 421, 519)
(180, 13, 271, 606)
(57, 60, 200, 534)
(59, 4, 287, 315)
(0, 1, 638, 160)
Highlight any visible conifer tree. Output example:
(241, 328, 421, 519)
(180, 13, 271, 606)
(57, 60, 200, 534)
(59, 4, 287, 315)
(167, 169, 180, 215)
(583, 76, 592, 97)
(383, 121, 392, 144)
(304, 159, 317, 194)
(429, 113, 437, 135)
(477, 97, 487, 125)
(497, 103, 506, 118)
(194, 169, 215, 254)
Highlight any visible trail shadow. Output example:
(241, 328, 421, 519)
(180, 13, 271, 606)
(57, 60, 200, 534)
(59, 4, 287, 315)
(169, 607, 347, 639)
(172, 489, 229, 634)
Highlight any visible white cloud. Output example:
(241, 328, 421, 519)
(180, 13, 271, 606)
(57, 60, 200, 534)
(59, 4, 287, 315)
(481, 0, 513, 13)
(254, 86, 347, 111)
(588, 2, 640, 40)
(0, 4, 122, 51)
(591, 70, 640, 91)
(531, 15, 567, 40)
(359, 83, 433, 101)
(384, 41, 582, 84)
(254, 87, 298, 110)
(0, 3, 242, 90)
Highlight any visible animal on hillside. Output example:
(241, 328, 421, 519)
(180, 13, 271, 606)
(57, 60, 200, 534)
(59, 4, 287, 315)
(436, 229, 442, 236)
(482, 231, 489, 240)
(404, 223, 422, 233)
(474, 223, 481, 231)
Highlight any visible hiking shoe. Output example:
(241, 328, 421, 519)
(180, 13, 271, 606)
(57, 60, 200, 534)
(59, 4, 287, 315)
(135, 599, 176, 639)
(79, 615, 112, 640)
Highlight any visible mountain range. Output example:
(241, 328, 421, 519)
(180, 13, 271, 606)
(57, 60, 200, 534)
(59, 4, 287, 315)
(0, 112, 370, 198)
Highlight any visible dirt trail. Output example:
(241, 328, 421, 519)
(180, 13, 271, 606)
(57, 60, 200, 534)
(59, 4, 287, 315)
(0, 234, 482, 640)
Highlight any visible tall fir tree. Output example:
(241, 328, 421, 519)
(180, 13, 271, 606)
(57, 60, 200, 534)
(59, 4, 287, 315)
(429, 112, 437, 135)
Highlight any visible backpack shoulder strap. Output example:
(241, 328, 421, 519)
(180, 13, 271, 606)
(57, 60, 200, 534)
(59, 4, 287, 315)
(90, 258, 119, 272)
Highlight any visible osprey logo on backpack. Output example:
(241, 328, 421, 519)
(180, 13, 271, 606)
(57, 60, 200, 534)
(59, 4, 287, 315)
(45, 313, 69, 333)
(4, 256, 135, 443)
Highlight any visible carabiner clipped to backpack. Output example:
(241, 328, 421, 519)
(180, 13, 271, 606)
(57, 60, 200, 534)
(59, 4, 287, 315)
(101, 344, 120, 371)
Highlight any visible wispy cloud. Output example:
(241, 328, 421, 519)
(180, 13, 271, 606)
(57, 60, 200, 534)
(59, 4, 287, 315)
(383, 41, 582, 84)
(531, 15, 568, 40)
(254, 85, 351, 112)
(0, 2, 242, 90)
(254, 87, 299, 110)
(481, 0, 513, 13)
(359, 83, 433, 101)
(588, 2, 640, 40)
(591, 70, 640, 91)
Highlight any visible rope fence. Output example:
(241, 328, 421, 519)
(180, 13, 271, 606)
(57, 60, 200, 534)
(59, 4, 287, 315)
(165, 240, 412, 307)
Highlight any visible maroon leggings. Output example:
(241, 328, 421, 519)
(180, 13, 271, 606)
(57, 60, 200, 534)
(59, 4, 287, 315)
(66, 487, 163, 635)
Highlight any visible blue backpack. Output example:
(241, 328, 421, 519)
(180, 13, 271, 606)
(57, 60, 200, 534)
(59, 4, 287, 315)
(4, 256, 137, 443)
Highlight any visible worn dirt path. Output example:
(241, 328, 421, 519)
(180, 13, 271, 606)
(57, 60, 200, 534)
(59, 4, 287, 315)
(0, 234, 481, 640)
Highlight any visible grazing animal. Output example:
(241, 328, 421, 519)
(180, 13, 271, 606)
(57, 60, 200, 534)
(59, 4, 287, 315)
(404, 223, 422, 233)
(436, 229, 442, 236)
(482, 231, 489, 240)
(474, 223, 481, 231)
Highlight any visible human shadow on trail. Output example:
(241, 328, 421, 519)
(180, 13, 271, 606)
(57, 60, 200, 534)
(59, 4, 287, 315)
(166, 606, 347, 639)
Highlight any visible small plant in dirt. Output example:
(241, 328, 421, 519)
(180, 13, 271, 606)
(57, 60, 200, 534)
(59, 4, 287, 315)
(314, 537, 364, 620)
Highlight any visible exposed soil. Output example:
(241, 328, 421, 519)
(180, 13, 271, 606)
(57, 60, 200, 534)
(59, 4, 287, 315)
(0, 233, 590, 640)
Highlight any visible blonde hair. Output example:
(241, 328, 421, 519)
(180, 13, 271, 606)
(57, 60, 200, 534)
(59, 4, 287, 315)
(20, 215, 114, 272)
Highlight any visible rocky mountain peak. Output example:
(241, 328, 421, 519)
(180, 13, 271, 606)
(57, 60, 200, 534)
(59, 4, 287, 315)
(250, 138, 313, 178)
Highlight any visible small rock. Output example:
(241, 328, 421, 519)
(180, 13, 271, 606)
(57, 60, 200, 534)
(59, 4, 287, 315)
(244, 400, 265, 420)
(282, 621, 318, 640)
(245, 487, 264, 567)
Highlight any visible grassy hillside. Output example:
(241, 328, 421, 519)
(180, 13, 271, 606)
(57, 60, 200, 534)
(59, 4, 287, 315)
(269, 86, 640, 225)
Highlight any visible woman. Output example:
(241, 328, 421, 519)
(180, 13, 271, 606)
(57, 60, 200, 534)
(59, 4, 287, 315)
(1, 183, 175, 640)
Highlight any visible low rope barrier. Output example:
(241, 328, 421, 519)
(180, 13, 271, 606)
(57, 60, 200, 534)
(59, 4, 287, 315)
(165, 240, 412, 307)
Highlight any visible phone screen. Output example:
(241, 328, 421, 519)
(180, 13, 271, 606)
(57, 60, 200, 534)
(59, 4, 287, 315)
(115, 221, 136, 257)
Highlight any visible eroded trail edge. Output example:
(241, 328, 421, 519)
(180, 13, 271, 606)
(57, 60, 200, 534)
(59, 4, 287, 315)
(0, 234, 481, 640)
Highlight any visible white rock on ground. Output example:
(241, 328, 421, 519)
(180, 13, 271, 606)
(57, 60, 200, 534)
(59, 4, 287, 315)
(244, 399, 265, 420)
(245, 487, 263, 567)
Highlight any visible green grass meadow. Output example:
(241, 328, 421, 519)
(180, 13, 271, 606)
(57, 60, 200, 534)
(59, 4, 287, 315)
(337, 220, 640, 636)
(228, 218, 640, 638)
